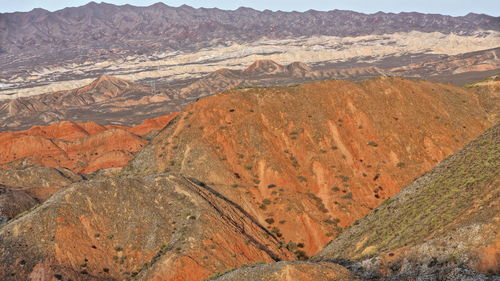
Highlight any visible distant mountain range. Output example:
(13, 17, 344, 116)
(1, 2, 498, 56)
(1, 2, 498, 101)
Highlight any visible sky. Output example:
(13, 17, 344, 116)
(0, 0, 498, 16)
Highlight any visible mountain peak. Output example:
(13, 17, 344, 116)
(287, 61, 313, 72)
(90, 75, 126, 87)
(244, 60, 284, 73)
(75, 75, 131, 95)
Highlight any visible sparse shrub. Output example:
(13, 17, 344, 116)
(271, 227, 282, 237)
(290, 156, 299, 167)
(262, 199, 272, 205)
(306, 193, 329, 213)
(286, 241, 298, 251)
(397, 162, 405, 168)
(267, 184, 277, 188)
(338, 175, 349, 182)
(295, 250, 308, 260)
(231, 184, 238, 188)
(368, 141, 378, 147)
(323, 218, 340, 225)
(341, 192, 353, 200)
(265, 218, 275, 224)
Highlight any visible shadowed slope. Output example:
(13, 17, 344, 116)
(0, 166, 83, 222)
(314, 123, 500, 279)
(0, 175, 293, 281)
(211, 261, 360, 281)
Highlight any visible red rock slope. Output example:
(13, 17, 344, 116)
(126, 77, 492, 257)
(0, 113, 177, 174)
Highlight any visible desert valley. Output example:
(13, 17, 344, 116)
(0, 2, 498, 281)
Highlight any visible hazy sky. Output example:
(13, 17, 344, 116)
(0, 0, 498, 16)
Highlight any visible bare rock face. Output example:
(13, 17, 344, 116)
(0, 166, 82, 222)
(126, 77, 492, 257)
(0, 175, 293, 281)
(211, 261, 360, 281)
(314, 123, 500, 280)
(0, 75, 175, 132)
(4, 75, 151, 117)
(0, 113, 177, 174)
(0, 127, 147, 174)
(0, 185, 38, 222)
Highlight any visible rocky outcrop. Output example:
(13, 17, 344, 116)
(126, 77, 492, 256)
(0, 175, 293, 281)
(314, 123, 500, 279)
(467, 73, 500, 122)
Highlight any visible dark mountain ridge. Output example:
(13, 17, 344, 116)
(1, 2, 498, 57)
